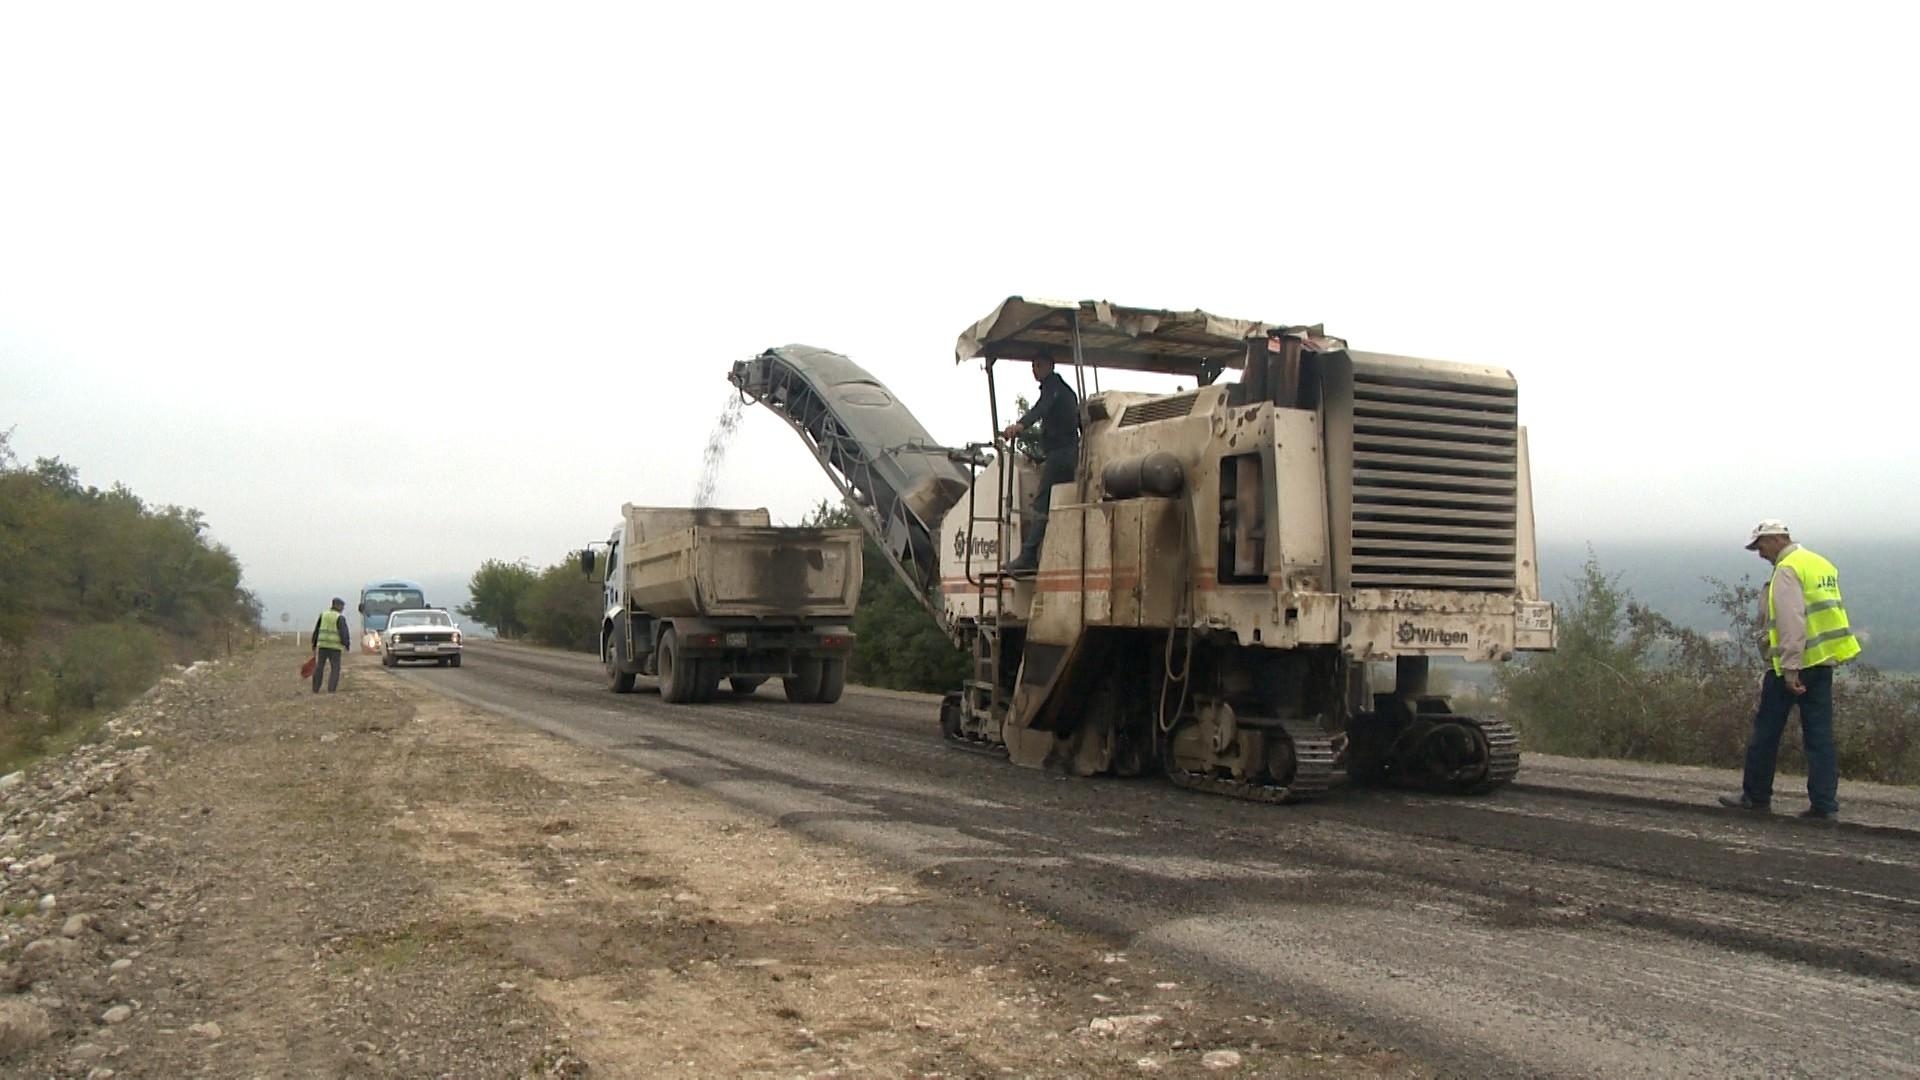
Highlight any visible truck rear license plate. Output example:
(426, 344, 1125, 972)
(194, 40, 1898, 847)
(724, 632, 749, 647)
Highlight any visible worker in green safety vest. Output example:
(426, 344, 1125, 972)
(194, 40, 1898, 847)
(311, 597, 351, 694)
(1719, 519, 1861, 820)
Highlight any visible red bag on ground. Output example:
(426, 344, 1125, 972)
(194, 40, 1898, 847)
(300, 656, 317, 679)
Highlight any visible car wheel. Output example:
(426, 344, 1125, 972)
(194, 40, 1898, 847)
(382, 650, 396, 668)
(450, 655, 462, 669)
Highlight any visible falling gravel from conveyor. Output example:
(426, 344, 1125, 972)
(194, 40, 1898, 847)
(693, 395, 746, 507)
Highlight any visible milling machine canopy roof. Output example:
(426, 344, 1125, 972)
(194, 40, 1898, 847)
(954, 297, 1345, 385)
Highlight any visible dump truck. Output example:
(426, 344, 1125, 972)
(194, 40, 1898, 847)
(581, 505, 863, 704)
(729, 298, 1556, 803)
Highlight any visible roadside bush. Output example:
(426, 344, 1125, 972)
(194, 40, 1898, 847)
(1498, 554, 1920, 784)
(53, 623, 167, 715)
(520, 558, 601, 653)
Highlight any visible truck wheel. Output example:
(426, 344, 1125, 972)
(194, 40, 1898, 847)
(659, 630, 698, 704)
(450, 655, 462, 669)
(605, 630, 636, 693)
(729, 676, 766, 695)
(814, 659, 846, 705)
(784, 659, 824, 703)
(694, 661, 721, 703)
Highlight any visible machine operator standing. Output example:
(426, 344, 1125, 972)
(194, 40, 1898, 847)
(1719, 520, 1861, 820)
(999, 356, 1080, 577)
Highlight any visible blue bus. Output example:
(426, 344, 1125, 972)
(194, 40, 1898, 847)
(358, 579, 427, 647)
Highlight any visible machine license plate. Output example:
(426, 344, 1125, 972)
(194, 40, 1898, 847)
(724, 632, 749, 648)
(1516, 602, 1554, 631)
(417, 643, 440, 652)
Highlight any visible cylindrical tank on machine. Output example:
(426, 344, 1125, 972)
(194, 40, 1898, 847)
(1101, 451, 1185, 499)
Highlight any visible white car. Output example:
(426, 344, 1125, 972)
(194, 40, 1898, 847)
(381, 609, 463, 668)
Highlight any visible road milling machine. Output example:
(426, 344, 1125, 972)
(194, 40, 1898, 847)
(729, 298, 1556, 803)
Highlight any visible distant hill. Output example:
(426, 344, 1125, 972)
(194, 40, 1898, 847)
(1539, 539, 1918, 673)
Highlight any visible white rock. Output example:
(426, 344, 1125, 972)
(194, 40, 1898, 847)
(189, 1021, 223, 1039)
(110, 958, 133, 972)
(63, 914, 91, 937)
(1135, 1058, 1163, 1073)
(37, 894, 56, 913)
(1202, 1049, 1243, 1070)
(1089, 1013, 1164, 1039)
(0, 772, 22, 792)
(0, 999, 54, 1055)
(68, 1042, 107, 1061)
(101, 1004, 133, 1025)
(28, 854, 56, 872)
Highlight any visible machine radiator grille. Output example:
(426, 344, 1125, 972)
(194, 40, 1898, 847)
(1117, 392, 1200, 428)
(1348, 369, 1518, 591)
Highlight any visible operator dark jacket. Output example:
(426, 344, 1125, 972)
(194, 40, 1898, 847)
(1016, 371, 1081, 453)
(311, 610, 350, 651)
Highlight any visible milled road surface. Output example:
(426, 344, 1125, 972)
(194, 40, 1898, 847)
(397, 641, 1920, 1079)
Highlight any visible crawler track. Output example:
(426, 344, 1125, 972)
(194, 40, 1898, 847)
(1163, 717, 1339, 804)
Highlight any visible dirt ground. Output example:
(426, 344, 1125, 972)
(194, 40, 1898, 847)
(0, 644, 1415, 1079)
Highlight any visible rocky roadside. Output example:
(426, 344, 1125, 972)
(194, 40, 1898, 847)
(0, 644, 1416, 1078)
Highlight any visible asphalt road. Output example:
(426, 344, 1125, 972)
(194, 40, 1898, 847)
(393, 641, 1920, 1079)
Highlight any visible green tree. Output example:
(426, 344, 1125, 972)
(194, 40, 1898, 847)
(460, 559, 538, 639)
(521, 555, 603, 652)
(0, 433, 259, 767)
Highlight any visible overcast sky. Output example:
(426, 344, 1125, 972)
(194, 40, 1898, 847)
(3, 2, 1915, 624)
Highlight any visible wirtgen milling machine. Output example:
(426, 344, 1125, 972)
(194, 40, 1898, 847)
(730, 298, 1556, 803)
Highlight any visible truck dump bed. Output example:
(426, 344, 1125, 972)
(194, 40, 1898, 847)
(619, 505, 862, 619)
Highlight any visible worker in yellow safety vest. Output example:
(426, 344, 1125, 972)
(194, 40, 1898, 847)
(1718, 520, 1861, 820)
(311, 597, 351, 694)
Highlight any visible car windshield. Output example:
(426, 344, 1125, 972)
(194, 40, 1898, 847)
(388, 611, 452, 629)
(363, 589, 426, 614)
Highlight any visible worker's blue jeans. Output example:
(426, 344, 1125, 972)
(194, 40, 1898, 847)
(311, 648, 342, 694)
(1741, 666, 1838, 814)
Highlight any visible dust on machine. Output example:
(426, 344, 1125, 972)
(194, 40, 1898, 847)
(730, 297, 1557, 803)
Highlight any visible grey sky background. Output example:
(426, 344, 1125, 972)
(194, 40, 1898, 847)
(3, 2, 1915, 627)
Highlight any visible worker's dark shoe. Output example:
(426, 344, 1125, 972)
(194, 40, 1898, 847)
(1000, 556, 1038, 578)
(1797, 807, 1838, 821)
(1717, 794, 1770, 811)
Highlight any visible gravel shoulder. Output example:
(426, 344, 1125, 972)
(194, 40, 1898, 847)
(0, 642, 1412, 1079)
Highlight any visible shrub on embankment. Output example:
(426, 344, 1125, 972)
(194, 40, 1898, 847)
(0, 431, 261, 772)
(1497, 556, 1920, 785)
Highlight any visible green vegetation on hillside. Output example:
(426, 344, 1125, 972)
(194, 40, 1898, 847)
(1499, 555, 1920, 784)
(0, 430, 261, 770)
